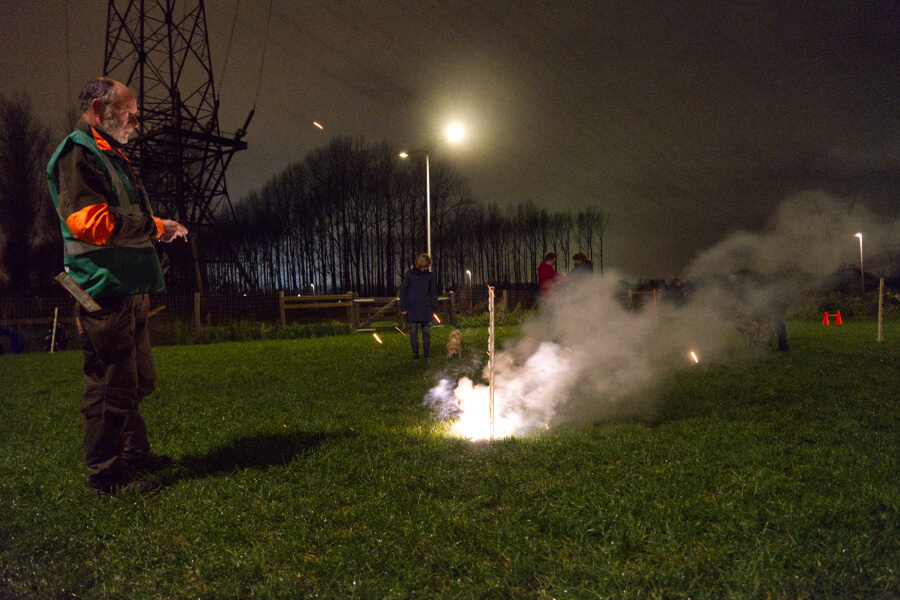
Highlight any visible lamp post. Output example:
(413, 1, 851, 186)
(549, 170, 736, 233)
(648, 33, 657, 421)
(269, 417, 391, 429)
(855, 233, 864, 293)
(400, 124, 465, 258)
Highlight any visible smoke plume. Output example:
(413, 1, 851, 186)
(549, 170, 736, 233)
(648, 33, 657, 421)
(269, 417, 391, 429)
(427, 192, 899, 439)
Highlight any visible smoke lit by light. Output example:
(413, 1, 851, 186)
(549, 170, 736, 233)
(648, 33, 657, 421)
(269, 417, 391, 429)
(423, 193, 900, 442)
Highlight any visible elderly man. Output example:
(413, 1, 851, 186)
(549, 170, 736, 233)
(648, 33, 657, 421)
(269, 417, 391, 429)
(46, 77, 187, 497)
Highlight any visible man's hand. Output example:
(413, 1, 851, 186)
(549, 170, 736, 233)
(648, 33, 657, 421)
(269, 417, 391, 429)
(159, 219, 188, 243)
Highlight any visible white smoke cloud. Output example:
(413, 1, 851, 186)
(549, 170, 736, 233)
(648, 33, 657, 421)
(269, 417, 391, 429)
(427, 192, 900, 439)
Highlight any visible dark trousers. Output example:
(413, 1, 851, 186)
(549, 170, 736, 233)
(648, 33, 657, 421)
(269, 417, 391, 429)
(409, 321, 430, 358)
(77, 294, 156, 487)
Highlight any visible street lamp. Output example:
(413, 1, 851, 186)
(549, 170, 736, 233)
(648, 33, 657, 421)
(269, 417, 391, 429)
(399, 123, 465, 258)
(855, 233, 864, 293)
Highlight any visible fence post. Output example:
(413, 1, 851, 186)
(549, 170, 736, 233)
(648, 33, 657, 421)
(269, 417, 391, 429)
(502, 289, 509, 312)
(278, 291, 286, 327)
(448, 291, 456, 327)
(193, 292, 201, 331)
(350, 292, 359, 329)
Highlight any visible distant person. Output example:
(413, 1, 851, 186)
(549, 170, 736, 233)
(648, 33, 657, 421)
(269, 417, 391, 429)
(400, 253, 438, 359)
(571, 252, 594, 275)
(537, 252, 561, 296)
(46, 77, 188, 497)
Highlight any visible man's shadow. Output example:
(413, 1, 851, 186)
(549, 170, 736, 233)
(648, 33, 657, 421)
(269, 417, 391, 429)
(170, 429, 355, 481)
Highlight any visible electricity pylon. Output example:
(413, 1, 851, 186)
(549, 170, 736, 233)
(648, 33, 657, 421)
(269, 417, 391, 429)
(104, 0, 253, 293)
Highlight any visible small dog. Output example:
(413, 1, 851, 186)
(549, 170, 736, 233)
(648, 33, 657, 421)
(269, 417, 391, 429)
(446, 329, 462, 358)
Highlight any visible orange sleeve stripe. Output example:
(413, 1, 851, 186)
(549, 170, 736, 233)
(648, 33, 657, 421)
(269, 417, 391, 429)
(66, 203, 115, 245)
(153, 217, 164, 238)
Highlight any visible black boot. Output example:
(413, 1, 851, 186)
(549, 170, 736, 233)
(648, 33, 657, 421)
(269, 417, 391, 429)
(423, 343, 430, 359)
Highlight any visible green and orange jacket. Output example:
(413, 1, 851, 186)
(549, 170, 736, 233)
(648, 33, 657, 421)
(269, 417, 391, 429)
(46, 121, 166, 299)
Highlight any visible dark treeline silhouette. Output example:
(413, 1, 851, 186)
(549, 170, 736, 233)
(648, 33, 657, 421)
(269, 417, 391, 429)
(206, 137, 610, 296)
(0, 103, 609, 297)
(0, 95, 61, 295)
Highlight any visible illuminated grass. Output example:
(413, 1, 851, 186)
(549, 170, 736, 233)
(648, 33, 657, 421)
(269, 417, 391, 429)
(1, 322, 898, 599)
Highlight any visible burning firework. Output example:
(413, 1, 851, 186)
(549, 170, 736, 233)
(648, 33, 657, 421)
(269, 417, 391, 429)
(373, 333, 383, 344)
(432, 313, 441, 323)
(690, 351, 699, 363)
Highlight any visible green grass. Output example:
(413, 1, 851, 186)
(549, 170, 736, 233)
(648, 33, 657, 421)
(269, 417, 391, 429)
(1, 322, 898, 599)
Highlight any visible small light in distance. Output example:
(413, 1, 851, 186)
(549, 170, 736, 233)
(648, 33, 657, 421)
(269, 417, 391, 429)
(313, 121, 324, 130)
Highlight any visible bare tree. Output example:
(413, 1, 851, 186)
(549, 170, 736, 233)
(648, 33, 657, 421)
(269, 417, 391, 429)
(0, 94, 59, 293)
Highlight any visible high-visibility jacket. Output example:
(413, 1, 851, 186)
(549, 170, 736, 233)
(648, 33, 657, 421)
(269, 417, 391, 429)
(46, 123, 165, 299)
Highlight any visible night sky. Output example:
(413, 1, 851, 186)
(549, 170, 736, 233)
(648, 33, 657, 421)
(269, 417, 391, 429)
(2, 0, 897, 277)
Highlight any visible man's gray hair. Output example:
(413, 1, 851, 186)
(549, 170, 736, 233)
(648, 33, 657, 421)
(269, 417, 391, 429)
(78, 77, 118, 113)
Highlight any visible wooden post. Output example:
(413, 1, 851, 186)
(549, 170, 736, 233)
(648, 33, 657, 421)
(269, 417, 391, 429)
(193, 292, 202, 331)
(350, 292, 359, 329)
(502, 289, 509, 312)
(278, 291, 286, 327)
(50, 307, 59, 354)
(877, 278, 884, 342)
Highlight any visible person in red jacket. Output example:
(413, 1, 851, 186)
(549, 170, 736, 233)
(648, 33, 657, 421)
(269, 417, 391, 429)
(537, 252, 561, 296)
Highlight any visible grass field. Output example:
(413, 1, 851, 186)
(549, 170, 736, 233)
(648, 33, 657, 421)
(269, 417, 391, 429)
(1, 321, 898, 599)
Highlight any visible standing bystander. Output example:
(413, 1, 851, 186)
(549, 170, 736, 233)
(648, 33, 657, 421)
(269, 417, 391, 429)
(46, 77, 188, 497)
(400, 253, 438, 359)
(537, 252, 561, 296)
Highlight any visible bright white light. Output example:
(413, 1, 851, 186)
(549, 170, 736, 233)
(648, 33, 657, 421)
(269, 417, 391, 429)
(445, 123, 464, 144)
(399, 151, 409, 158)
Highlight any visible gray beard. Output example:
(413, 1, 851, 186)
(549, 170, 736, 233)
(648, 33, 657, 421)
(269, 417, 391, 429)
(101, 105, 131, 145)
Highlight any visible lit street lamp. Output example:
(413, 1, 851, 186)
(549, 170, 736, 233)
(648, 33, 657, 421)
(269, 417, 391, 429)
(399, 124, 465, 258)
(855, 232, 864, 293)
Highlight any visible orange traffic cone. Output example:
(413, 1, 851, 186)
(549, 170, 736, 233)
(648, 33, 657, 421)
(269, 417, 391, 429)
(823, 312, 829, 325)
(835, 311, 843, 325)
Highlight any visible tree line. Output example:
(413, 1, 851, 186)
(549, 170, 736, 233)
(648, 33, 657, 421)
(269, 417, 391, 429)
(0, 95, 610, 297)
(0, 95, 62, 295)
(206, 136, 609, 296)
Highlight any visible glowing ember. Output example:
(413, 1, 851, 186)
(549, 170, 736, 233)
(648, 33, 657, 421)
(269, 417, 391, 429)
(690, 351, 699, 363)
(373, 333, 383, 344)
(432, 313, 441, 323)
(312, 121, 324, 129)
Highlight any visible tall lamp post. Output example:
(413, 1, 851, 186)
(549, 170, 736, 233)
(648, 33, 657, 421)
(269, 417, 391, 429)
(400, 124, 464, 258)
(855, 233, 864, 293)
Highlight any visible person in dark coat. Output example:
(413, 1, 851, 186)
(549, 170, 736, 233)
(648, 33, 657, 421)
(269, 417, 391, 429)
(571, 252, 594, 275)
(400, 253, 439, 359)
